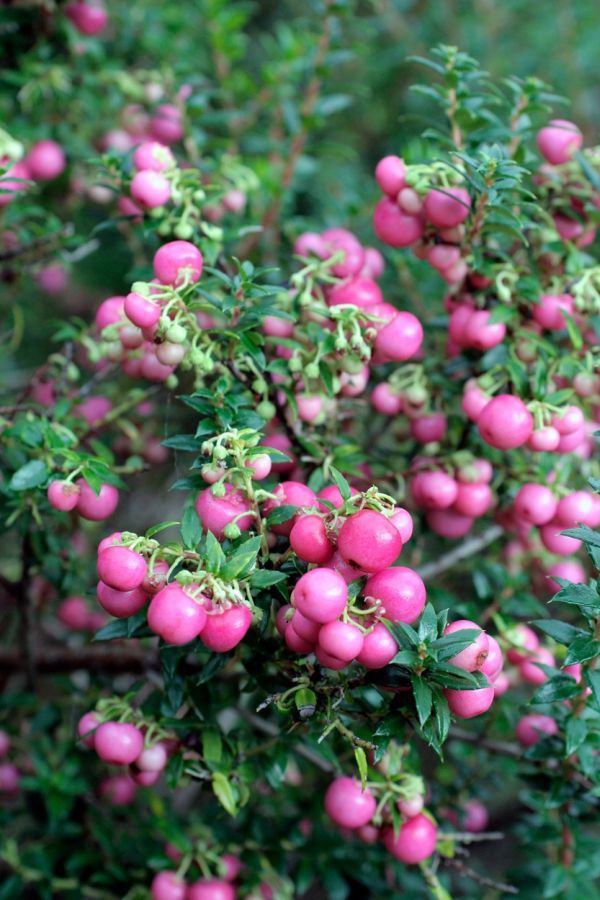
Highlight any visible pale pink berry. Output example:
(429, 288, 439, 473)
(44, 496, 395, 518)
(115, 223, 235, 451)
(424, 187, 471, 227)
(135, 742, 168, 772)
(77, 712, 101, 748)
(0, 160, 31, 206)
(76, 481, 119, 521)
(427, 244, 461, 272)
(539, 523, 581, 556)
(201, 605, 252, 652)
(245, 453, 272, 480)
(444, 620, 489, 671)
(554, 491, 595, 527)
(532, 293, 574, 330)
(513, 483, 557, 526)
(132, 141, 174, 172)
(148, 584, 207, 645)
(131, 170, 171, 208)
(552, 404, 584, 435)
(527, 426, 560, 452)
(427, 508, 474, 538)
(461, 384, 490, 422)
(58, 596, 91, 631)
(292, 568, 348, 624)
(398, 794, 425, 818)
(519, 647, 556, 685)
(290, 515, 333, 564)
(375, 155, 405, 196)
(492, 672, 510, 696)
(360, 247, 385, 279)
(444, 687, 494, 718)
(477, 395, 533, 449)
(389, 508, 413, 543)
(150, 104, 184, 145)
(516, 714, 558, 747)
(364, 566, 425, 624)
(318, 620, 364, 662)
(356, 622, 397, 668)
(98, 774, 137, 806)
(537, 119, 582, 165)
(462, 310, 506, 350)
(296, 394, 322, 422)
(151, 871, 187, 900)
(324, 777, 376, 828)
(153, 240, 203, 286)
(373, 198, 423, 247)
(47, 480, 80, 512)
(383, 813, 437, 864)
(94, 722, 144, 765)
(321, 228, 365, 278)
(186, 879, 235, 900)
(461, 800, 489, 832)
(337, 509, 402, 573)
(374, 312, 423, 362)
(26, 140, 66, 181)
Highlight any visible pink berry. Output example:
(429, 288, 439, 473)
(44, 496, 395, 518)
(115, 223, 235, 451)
(131, 769, 160, 787)
(363, 566, 425, 624)
(275, 604, 292, 636)
(98, 531, 122, 554)
(545, 560, 586, 593)
(0, 763, 20, 794)
(374, 312, 423, 362)
(539, 523, 582, 556)
(0, 160, 31, 206)
(318, 620, 364, 662)
(375, 155, 406, 196)
(444, 687, 495, 718)
(321, 228, 365, 278)
(554, 491, 595, 527)
(98, 774, 137, 806)
(527, 426, 561, 452)
(150, 105, 184, 145)
(383, 813, 437, 864)
(148, 584, 207, 645)
(513, 483, 557, 526)
(444, 619, 489, 671)
(77, 712, 101, 748)
(356, 622, 398, 668)
(324, 777, 376, 828)
(135, 742, 168, 772)
(426, 508, 474, 538)
(398, 794, 425, 818)
(462, 310, 506, 350)
(220, 855, 242, 882)
(373, 198, 424, 247)
(263, 480, 317, 537)
(151, 871, 187, 900)
(493, 672, 510, 696)
(76, 481, 119, 521)
(413, 471, 458, 510)
(519, 648, 556, 685)
(537, 119, 582, 165)
(461, 800, 489, 833)
(153, 240, 203, 286)
(552, 405, 584, 435)
(424, 187, 471, 227)
(285, 623, 314, 654)
(296, 394, 322, 422)
(292, 568, 348, 624)
(410, 413, 447, 444)
(317, 484, 357, 511)
(47, 480, 80, 512)
(95, 295, 125, 331)
(506, 624, 540, 664)
(389, 508, 413, 543)
(26, 140, 66, 181)
(96, 581, 148, 618)
(124, 292, 162, 329)
(337, 509, 402, 573)
(427, 244, 461, 272)
(290, 515, 333, 564)
(97, 546, 147, 591)
(131, 170, 171, 208)
(201, 604, 252, 652)
(329, 278, 382, 309)
(532, 293, 574, 330)
(289, 610, 321, 643)
(186, 880, 235, 900)
(132, 141, 174, 172)
(453, 482, 492, 518)
(477, 395, 533, 449)
(371, 383, 403, 415)
(461, 384, 490, 422)
(58, 596, 91, 631)
(516, 714, 558, 747)
(65, 1, 107, 35)
(94, 721, 144, 765)
(479, 636, 503, 682)
(245, 453, 272, 480)
(195, 484, 253, 540)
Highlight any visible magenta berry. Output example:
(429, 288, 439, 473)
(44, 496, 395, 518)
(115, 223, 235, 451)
(410, 413, 447, 444)
(546, 560, 586, 593)
(148, 583, 207, 645)
(371, 383, 403, 415)
(131, 170, 171, 208)
(516, 714, 558, 747)
(195, 484, 253, 540)
(153, 240, 203, 286)
(245, 453, 272, 480)
(150, 104, 184, 145)
(356, 622, 398, 668)
(27, 140, 66, 181)
(374, 311, 423, 362)
(552, 404, 584, 435)
(513, 483, 557, 526)
(0, 763, 20, 794)
(554, 491, 595, 527)
(47, 480, 80, 512)
(151, 871, 187, 900)
(413, 471, 458, 510)
(132, 141, 174, 172)
(539, 523, 582, 556)
(98, 773, 137, 806)
(389, 507, 413, 543)
(444, 686, 495, 718)
(337, 509, 402, 573)
(383, 813, 437, 864)
(427, 508, 473, 539)
(96, 581, 148, 617)
(317, 484, 357, 511)
(477, 394, 533, 449)
(480, 635, 503, 681)
(519, 647, 556, 685)
(289, 514, 333, 564)
(375, 155, 405, 196)
(285, 623, 314, 654)
(201, 604, 252, 652)
(95, 295, 125, 331)
(444, 619, 489, 671)
(124, 292, 162, 329)
(424, 186, 471, 227)
(289, 610, 321, 643)
(58, 596, 91, 631)
(186, 880, 235, 900)
(373, 197, 424, 247)
(77, 712, 101, 748)
(292, 568, 348, 624)
(329, 277, 382, 309)
(537, 119, 582, 165)
(94, 721, 144, 765)
(364, 566, 426, 624)
(135, 742, 168, 772)
(66, 1, 107, 35)
(76, 481, 119, 521)
(532, 293, 574, 330)
(453, 482, 492, 518)
(324, 776, 376, 828)
(97, 545, 148, 591)
(318, 620, 364, 662)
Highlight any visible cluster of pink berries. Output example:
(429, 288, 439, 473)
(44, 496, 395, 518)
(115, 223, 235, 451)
(324, 776, 438, 865)
(95, 533, 253, 652)
(0, 729, 20, 797)
(47, 478, 119, 521)
(151, 854, 243, 900)
(409, 457, 494, 539)
(93, 240, 203, 383)
(293, 227, 384, 282)
(58, 595, 105, 633)
(511, 486, 600, 558)
(0, 139, 66, 206)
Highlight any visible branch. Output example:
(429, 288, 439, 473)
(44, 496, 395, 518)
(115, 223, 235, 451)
(443, 857, 518, 895)
(0, 644, 158, 674)
(450, 727, 522, 759)
(236, 708, 334, 773)
(417, 525, 503, 581)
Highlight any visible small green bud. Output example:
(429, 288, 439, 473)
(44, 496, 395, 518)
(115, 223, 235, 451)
(223, 522, 241, 540)
(257, 400, 276, 420)
(166, 323, 187, 343)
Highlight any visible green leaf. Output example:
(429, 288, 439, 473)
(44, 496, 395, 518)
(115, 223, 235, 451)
(204, 531, 226, 574)
(162, 434, 200, 451)
(10, 460, 49, 491)
(411, 675, 433, 726)
(294, 688, 316, 719)
(202, 728, 222, 766)
(565, 718, 587, 756)
(266, 504, 298, 525)
(532, 676, 580, 704)
(354, 746, 368, 789)
(146, 520, 179, 538)
(249, 570, 288, 589)
(212, 772, 238, 816)
(417, 603, 438, 642)
(328, 466, 351, 501)
(564, 637, 600, 666)
(551, 580, 600, 610)
(531, 619, 586, 646)
(181, 506, 203, 550)
(221, 536, 261, 580)
(384, 620, 420, 649)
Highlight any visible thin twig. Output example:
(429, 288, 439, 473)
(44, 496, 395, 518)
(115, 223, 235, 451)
(237, 708, 334, 773)
(417, 525, 503, 581)
(443, 857, 518, 894)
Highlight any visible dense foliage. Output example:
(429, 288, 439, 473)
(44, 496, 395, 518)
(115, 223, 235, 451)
(1, 4, 599, 899)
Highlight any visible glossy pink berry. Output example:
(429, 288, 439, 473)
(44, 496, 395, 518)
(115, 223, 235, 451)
(373, 198, 424, 247)
(26, 140, 66, 181)
(375, 155, 405, 196)
(321, 228, 365, 278)
(527, 426, 561, 452)
(97, 546, 147, 591)
(519, 648, 556, 685)
(285, 623, 314, 654)
(389, 507, 413, 543)
(453, 482, 492, 518)
(47, 480, 80, 512)
(479, 636, 503, 681)
(398, 794, 425, 818)
(383, 813, 437, 864)
(124, 292, 162, 328)
(195, 484, 253, 540)
(135, 742, 168, 772)
(539, 523, 581, 556)
(76, 481, 119, 521)
(245, 453, 272, 480)
(96, 581, 148, 618)
(516, 714, 558, 747)
(532, 293, 574, 330)
(77, 712, 101, 748)
(186, 880, 235, 900)
(506, 624, 540, 664)
(201, 604, 252, 652)
(477, 395, 533, 449)
(151, 871, 187, 900)
(427, 508, 474, 538)
(513, 483, 557, 526)
(292, 568, 348, 624)
(132, 141, 174, 173)
(410, 413, 447, 444)
(94, 721, 144, 765)
(444, 686, 495, 718)
(356, 622, 398, 669)
(263, 480, 317, 536)
(364, 566, 426, 624)
(153, 240, 203, 286)
(148, 584, 207, 645)
(337, 509, 402, 573)
(329, 277, 382, 309)
(374, 312, 423, 362)
(317, 484, 357, 511)
(444, 620, 489, 671)
(131, 170, 171, 208)
(461, 383, 490, 422)
(424, 186, 471, 227)
(413, 471, 458, 510)
(95, 295, 125, 331)
(289, 610, 320, 643)
(371, 383, 403, 415)
(546, 560, 586, 593)
(290, 514, 333, 564)
(318, 620, 364, 662)
(552, 404, 584, 435)
(537, 119, 582, 165)
(324, 777, 376, 828)
(463, 310, 506, 350)
(554, 491, 595, 527)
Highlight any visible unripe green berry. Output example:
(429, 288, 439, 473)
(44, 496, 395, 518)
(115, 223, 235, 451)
(211, 482, 226, 498)
(174, 222, 194, 239)
(257, 400, 276, 420)
(214, 446, 228, 461)
(223, 522, 241, 540)
(405, 384, 428, 404)
(165, 374, 178, 390)
(166, 323, 187, 343)
(304, 362, 320, 379)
